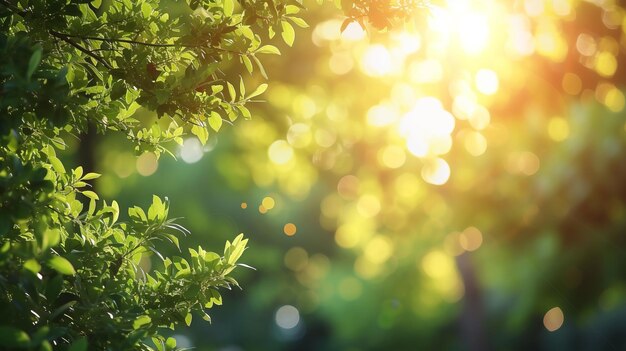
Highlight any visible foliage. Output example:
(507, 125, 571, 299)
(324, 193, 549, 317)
(0, 0, 322, 348)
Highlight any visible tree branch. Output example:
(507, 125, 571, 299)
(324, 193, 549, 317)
(49, 31, 247, 55)
(49, 30, 113, 69)
(0, 0, 27, 17)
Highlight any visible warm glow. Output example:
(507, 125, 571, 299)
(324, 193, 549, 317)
(400, 98, 455, 158)
(284, 223, 297, 236)
(360, 45, 392, 77)
(268, 140, 294, 165)
(458, 13, 490, 54)
(543, 307, 564, 332)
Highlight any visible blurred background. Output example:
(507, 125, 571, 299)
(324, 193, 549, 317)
(66, 0, 626, 349)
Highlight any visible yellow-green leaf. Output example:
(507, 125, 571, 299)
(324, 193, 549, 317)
(256, 45, 281, 55)
(48, 256, 76, 275)
(82, 191, 99, 201)
(208, 112, 223, 132)
(281, 21, 295, 47)
(133, 315, 152, 329)
(248, 83, 268, 99)
(223, 0, 234, 16)
(191, 125, 209, 145)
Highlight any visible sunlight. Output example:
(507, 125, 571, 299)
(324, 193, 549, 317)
(458, 12, 490, 54)
(421, 158, 451, 185)
(360, 44, 393, 76)
(399, 98, 455, 158)
(341, 21, 366, 41)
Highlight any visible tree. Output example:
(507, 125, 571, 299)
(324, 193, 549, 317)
(0, 0, 311, 349)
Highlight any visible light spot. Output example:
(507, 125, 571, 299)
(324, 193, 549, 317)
(328, 53, 354, 75)
(284, 247, 308, 271)
(268, 140, 294, 165)
(360, 45, 392, 77)
(507, 152, 540, 176)
(464, 131, 488, 156)
(458, 13, 490, 54)
(379, 145, 406, 169)
(259, 205, 268, 214)
(603, 88, 625, 112)
(240, 202, 248, 209)
(468, 105, 491, 130)
(284, 223, 297, 236)
(576, 33, 596, 56)
(364, 235, 393, 264)
(421, 250, 454, 279)
(356, 194, 381, 218)
(475, 69, 499, 95)
(367, 104, 397, 127)
(421, 158, 451, 185)
(595, 52, 617, 77)
(287, 123, 312, 148)
(548, 117, 570, 141)
(136, 152, 158, 176)
(262, 196, 275, 210)
(337, 175, 360, 200)
(341, 21, 366, 41)
(562, 73, 582, 95)
(459, 227, 483, 251)
(543, 307, 564, 332)
(315, 129, 336, 147)
(393, 31, 421, 54)
(409, 59, 443, 84)
(275, 305, 300, 329)
(180, 138, 204, 164)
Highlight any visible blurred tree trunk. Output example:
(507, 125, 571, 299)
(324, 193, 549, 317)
(456, 253, 491, 351)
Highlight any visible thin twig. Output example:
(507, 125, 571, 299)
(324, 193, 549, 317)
(49, 30, 113, 69)
(0, 0, 27, 16)
(49, 31, 247, 55)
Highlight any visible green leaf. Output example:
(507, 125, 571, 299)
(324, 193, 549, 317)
(226, 81, 237, 102)
(285, 5, 300, 14)
(133, 315, 152, 329)
(68, 337, 88, 351)
(208, 112, 223, 132)
(239, 76, 246, 98)
(81, 172, 101, 180)
(256, 45, 281, 55)
(0, 326, 30, 348)
(111, 200, 120, 223)
(191, 125, 209, 145)
(251, 55, 268, 79)
(223, 0, 234, 16)
(27, 46, 42, 80)
(248, 83, 268, 99)
(48, 256, 76, 275)
(201, 312, 211, 323)
(184, 313, 192, 326)
(48, 156, 66, 174)
(289, 17, 309, 28)
(73, 166, 83, 179)
(23, 259, 41, 274)
(281, 21, 295, 47)
(141, 2, 152, 18)
(165, 337, 177, 349)
(82, 191, 99, 200)
(241, 55, 253, 74)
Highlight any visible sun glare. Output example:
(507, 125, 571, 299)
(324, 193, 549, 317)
(360, 44, 393, 76)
